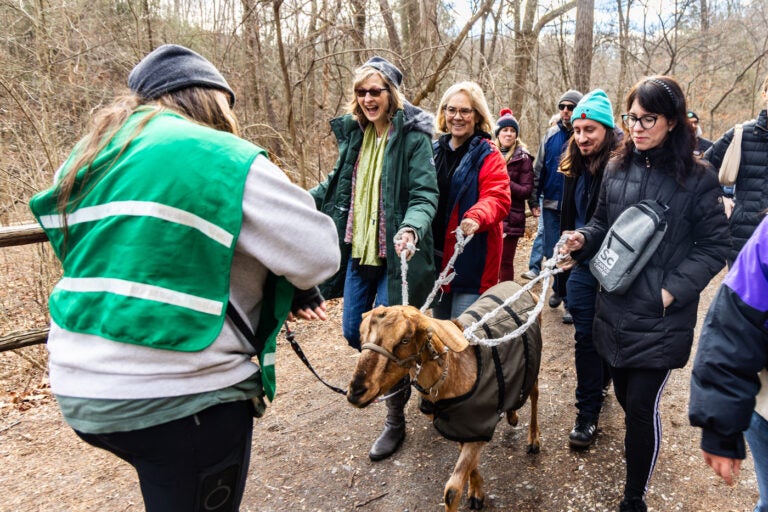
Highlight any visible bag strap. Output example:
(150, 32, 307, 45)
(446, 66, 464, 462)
(227, 301, 265, 355)
(718, 123, 743, 186)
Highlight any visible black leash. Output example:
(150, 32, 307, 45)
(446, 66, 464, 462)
(284, 322, 348, 396)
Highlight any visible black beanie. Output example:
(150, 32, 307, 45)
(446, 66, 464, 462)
(495, 108, 520, 138)
(361, 56, 403, 89)
(128, 44, 236, 107)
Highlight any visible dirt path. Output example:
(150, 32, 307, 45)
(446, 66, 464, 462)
(0, 237, 758, 512)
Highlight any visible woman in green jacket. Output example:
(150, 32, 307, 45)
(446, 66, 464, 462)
(311, 56, 439, 462)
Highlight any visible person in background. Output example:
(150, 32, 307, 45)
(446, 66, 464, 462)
(28, 44, 341, 511)
(704, 72, 768, 264)
(495, 108, 534, 282)
(310, 56, 438, 462)
(558, 76, 730, 512)
(431, 81, 510, 319)
(558, 89, 619, 449)
(526, 89, 583, 324)
(522, 112, 561, 282)
(689, 214, 768, 512)
(687, 110, 713, 156)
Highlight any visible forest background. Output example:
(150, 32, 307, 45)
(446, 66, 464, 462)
(1, 0, 767, 362)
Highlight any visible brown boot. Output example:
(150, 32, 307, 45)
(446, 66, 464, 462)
(369, 377, 411, 461)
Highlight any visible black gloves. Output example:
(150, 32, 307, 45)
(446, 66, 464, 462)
(291, 286, 325, 315)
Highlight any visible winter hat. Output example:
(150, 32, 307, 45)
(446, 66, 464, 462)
(361, 56, 403, 89)
(572, 89, 615, 129)
(128, 44, 236, 107)
(495, 108, 520, 138)
(558, 89, 584, 106)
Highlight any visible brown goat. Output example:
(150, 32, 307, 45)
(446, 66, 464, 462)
(347, 303, 541, 512)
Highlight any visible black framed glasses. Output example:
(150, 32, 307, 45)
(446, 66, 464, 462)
(355, 87, 389, 98)
(558, 103, 575, 111)
(443, 106, 475, 118)
(621, 113, 659, 130)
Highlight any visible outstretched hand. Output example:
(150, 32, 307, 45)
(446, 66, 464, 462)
(557, 230, 585, 270)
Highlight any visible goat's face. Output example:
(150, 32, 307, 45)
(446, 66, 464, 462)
(346, 305, 468, 408)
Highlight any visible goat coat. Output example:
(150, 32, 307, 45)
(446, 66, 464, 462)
(419, 281, 541, 442)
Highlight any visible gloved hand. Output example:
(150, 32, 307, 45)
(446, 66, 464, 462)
(291, 286, 326, 318)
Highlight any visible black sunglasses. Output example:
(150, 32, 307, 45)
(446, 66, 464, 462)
(558, 103, 575, 111)
(355, 87, 390, 98)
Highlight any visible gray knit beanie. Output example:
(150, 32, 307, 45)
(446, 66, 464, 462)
(128, 44, 236, 107)
(362, 56, 403, 89)
(558, 89, 584, 106)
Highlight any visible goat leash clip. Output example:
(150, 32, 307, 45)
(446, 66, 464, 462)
(284, 322, 348, 396)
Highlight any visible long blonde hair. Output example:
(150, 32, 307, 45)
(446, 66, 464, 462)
(435, 81, 494, 135)
(55, 87, 239, 216)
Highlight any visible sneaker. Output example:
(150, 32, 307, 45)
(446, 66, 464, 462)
(548, 292, 563, 308)
(569, 415, 597, 449)
(521, 269, 539, 280)
(619, 497, 647, 512)
(562, 309, 573, 324)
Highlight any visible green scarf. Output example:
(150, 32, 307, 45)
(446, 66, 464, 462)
(352, 123, 388, 266)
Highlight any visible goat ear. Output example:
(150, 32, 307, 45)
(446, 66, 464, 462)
(427, 318, 469, 352)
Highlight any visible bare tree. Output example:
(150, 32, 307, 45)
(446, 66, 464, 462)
(573, 0, 595, 93)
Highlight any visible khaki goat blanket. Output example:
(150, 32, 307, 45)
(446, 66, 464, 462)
(420, 281, 542, 442)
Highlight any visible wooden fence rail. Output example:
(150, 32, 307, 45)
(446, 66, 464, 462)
(1, 223, 49, 351)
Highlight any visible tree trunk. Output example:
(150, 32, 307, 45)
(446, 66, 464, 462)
(573, 0, 594, 93)
(378, 0, 402, 57)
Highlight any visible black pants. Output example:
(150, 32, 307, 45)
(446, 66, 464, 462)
(76, 400, 254, 512)
(609, 366, 671, 501)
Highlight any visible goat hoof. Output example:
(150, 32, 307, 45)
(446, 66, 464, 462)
(469, 496, 485, 509)
(506, 411, 519, 427)
(444, 488, 458, 508)
(527, 443, 541, 454)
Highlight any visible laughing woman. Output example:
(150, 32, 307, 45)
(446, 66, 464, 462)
(310, 57, 439, 462)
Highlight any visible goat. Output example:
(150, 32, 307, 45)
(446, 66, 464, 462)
(347, 282, 542, 512)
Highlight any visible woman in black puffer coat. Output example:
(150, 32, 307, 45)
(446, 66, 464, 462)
(704, 72, 768, 263)
(559, 76, 731, 512)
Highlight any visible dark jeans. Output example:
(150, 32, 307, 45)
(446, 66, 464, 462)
(76, 400, 254, 512)
(566, 264, 609, 421)
(610, 366, 671, 501)
(342, 258, 389, 350)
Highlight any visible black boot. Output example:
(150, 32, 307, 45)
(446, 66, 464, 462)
(369, 377, 411, 461)
(619, 497, 647, 512)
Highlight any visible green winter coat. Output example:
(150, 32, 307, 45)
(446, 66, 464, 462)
(310, 103, 438, 308)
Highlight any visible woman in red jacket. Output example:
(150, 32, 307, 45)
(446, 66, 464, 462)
(495, 108, 534, 282)
(431, 82, 511, 319)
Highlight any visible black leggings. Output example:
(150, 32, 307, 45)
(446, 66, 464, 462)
(609, 367, 671, 501)
(76, 400, 254, 512)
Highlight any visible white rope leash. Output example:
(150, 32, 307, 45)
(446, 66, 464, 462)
(462, 234, 570, 346)
(399, 242, 416, 306)
(419, 228, 474, 313)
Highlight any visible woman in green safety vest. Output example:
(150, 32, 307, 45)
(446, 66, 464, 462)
(29, 44, 340, 512)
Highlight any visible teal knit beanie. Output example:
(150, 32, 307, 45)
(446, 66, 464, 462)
(572, 89, 615, 129)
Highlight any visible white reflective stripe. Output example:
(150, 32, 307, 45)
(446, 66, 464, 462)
(56, 277, 224, 316)
(38, 201, 234, 248)
(262, 352, 276, 367)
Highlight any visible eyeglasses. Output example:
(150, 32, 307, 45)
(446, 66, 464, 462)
(558, 103, 575, 111)
(621, 113, 659, 130)
(355, 87, 389, 98)
(444, 106, 475, 118)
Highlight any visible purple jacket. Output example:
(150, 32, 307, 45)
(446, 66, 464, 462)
(689, 215, 768, 460)
(502, 145, 534, 237)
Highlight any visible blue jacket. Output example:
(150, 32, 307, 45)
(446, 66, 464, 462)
(529, 120, 571, 211)
(689, 216, 768, 460)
